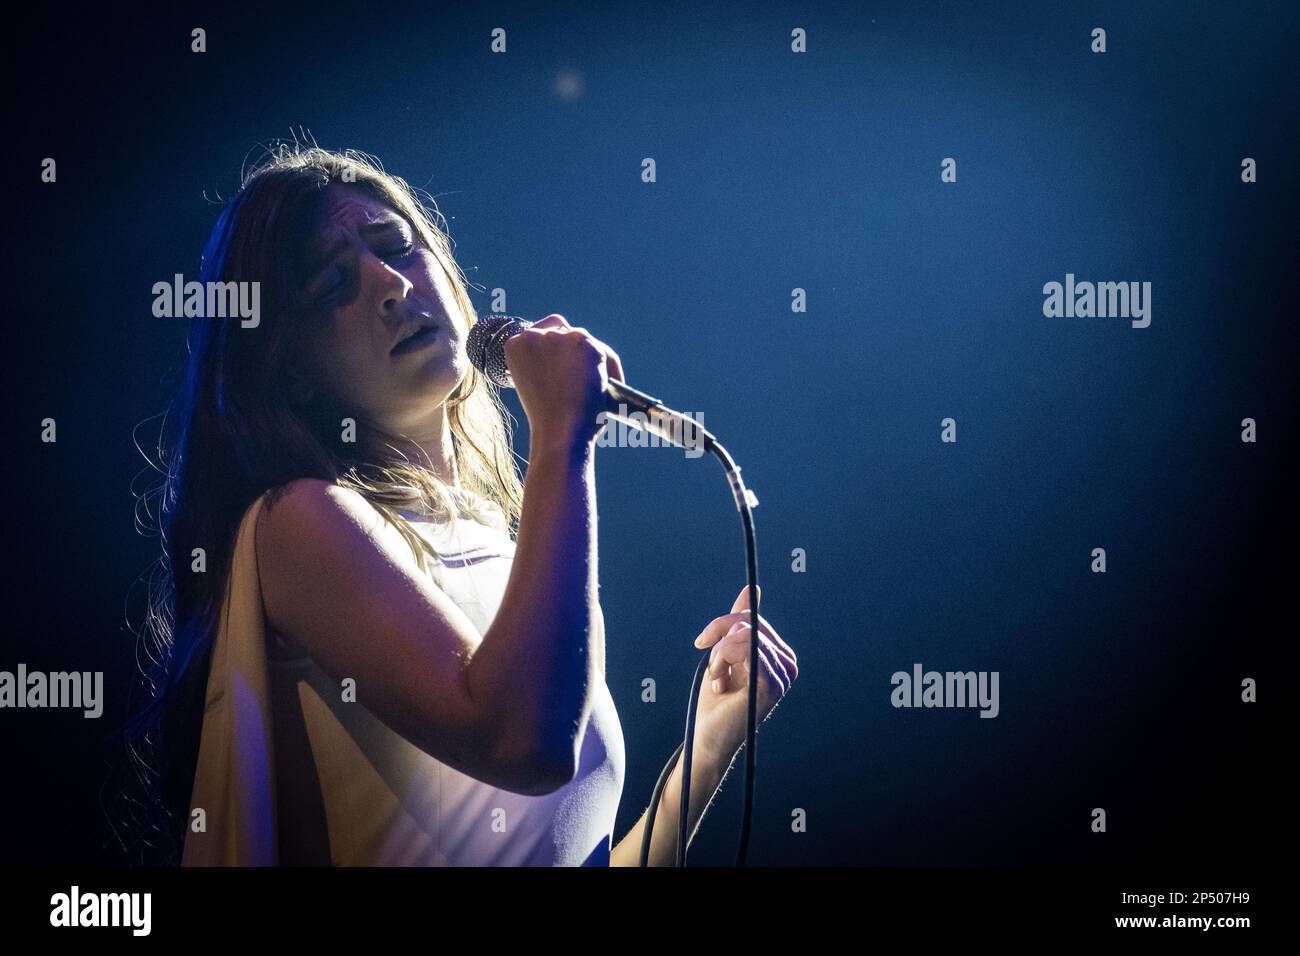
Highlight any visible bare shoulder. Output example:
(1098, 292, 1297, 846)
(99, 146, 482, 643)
(244, 477, 490, 762)
(261, 477, 373, 528)
(254, 478, 418, 579)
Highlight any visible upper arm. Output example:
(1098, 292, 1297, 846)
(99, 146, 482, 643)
(253, 479, 530, 788)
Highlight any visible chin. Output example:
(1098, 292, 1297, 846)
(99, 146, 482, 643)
(411, 346, 468, 398)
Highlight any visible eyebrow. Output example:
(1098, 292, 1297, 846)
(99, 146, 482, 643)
(310, 215, 412, 267)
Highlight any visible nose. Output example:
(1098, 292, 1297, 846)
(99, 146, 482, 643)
(364, 250, 414, 315)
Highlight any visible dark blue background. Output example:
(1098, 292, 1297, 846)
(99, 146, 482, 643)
(3, 1, 1291, 865)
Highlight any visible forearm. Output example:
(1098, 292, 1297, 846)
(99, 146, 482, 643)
(611, 740, 737, 866)
(466, 434, 601, 768)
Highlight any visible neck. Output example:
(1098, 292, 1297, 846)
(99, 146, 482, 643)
(383, 404, 460, 487)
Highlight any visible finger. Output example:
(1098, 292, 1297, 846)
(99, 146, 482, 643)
(713, 625, 796, 689)
(770, 637, 797, 683)
(694, 610, 778, 649)
(730, 584, 761, 614)
(743, 644, 790, 701)
(710, 623, 751, 677)
(694, 609, 780, 649)
(545, 320, 622, 385)
(694, 612, 743, 649)
(711, 627, 792, 697)
(753, 625, 796, 679)
(713, 627, 755, 673)
(709, 622, 746, 677)
(602, 346, 625, 385)
(715, 643, 788, 699)
(732, 603, 795, 667)
(758, 637, 793, 691)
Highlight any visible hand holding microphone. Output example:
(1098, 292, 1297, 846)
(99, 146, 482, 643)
(468, 313, 716, 453)
(493, 314, 625, 449)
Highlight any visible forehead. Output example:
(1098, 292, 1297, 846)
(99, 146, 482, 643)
(308, 186, 411, 253)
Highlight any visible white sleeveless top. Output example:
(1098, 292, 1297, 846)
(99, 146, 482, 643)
(181, 489, 625, 867)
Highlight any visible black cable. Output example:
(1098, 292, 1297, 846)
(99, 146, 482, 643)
(638, 740, 682, 866)
(636, 433, 760, 867)
(704, 439, 760, 867)
(637, 650, 707, 867)
(676, 649, 711, 867)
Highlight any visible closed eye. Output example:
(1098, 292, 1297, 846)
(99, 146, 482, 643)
(306, 235, 421, 303)
(382, 242, 417, 261)
(312, 267, 349, 303)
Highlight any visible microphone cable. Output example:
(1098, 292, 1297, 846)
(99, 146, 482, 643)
(638, 435, 761, 867)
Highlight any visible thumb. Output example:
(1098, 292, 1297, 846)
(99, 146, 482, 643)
(730, 584, 761, 614)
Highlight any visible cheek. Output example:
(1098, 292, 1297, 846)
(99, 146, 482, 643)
(425, 259, 466, 324)
(308, 313, 376, 402)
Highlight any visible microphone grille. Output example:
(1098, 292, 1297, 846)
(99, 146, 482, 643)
(467, 314, 531, 387)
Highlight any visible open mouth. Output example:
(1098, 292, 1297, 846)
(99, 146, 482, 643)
(391, 324, 438, 355)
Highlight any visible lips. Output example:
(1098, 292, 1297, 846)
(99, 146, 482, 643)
(391, 321, 438, 355)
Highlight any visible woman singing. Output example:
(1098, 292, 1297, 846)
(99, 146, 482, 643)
(122, 145, 797, 866)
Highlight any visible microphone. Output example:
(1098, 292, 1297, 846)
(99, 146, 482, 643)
(467, 314, 716, 453)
